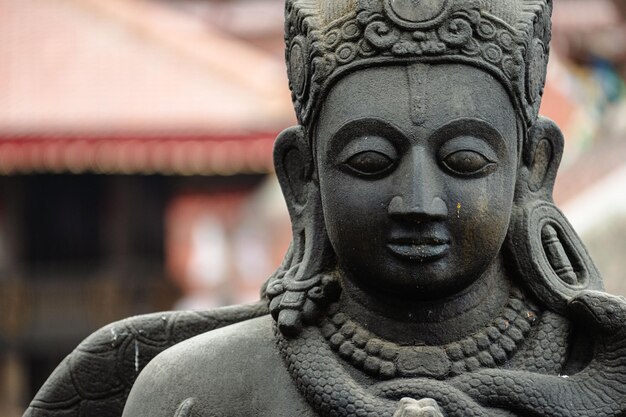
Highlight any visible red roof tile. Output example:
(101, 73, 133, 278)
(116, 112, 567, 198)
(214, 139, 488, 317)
(0, 0, 294, 173)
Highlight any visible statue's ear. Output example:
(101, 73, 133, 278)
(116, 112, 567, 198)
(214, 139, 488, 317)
(273, 126, 314, 220)
(271, 126, 338, 336)
(516, 116, 565, 202)
(507, 117, 604, 314)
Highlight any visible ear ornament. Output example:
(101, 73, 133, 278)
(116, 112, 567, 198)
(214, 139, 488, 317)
(507, 200, 603, 315)
(506, 117, 603, 314)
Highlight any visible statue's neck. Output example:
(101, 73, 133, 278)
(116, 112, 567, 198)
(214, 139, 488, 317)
(336, 254, 511, 345)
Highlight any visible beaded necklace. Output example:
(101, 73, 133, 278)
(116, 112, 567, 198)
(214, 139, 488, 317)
(320, 286, 539, 380)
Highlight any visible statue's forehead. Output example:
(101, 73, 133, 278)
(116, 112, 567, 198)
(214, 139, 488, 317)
(317, 64, 517, 146)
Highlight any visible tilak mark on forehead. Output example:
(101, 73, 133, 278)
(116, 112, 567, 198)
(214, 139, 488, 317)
(407, 63, 430, 127)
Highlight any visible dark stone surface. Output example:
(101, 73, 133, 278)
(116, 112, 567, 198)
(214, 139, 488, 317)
(25, 0, 626, 416)
(23, 303, 268, 417)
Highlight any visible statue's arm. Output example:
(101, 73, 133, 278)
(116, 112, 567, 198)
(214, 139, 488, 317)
(122, 354, 182, 417)
(120, 324, 239, 417)
(120, 318, 255, 417)
(122, 315, 304, 417)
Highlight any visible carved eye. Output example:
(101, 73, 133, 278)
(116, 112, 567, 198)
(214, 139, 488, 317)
(441, 150, 495, 176)
(344, 150, 394, 176)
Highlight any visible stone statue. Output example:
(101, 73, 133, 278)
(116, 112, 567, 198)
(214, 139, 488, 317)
(25, 1, 626, 416)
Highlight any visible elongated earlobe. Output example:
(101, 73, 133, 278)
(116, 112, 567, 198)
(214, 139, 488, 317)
(507, 117, 603, 315)
(269, 125, 339, 336)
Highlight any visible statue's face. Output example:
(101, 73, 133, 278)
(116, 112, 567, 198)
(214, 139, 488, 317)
(315, 63, 519, 300)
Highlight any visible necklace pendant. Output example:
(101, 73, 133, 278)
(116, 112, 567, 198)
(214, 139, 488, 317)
(396, 346, 451, 378)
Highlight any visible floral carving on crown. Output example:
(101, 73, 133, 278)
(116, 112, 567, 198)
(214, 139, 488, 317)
(285, 0, 551, 130)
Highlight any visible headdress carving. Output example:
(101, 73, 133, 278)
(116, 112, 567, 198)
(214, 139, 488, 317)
(271, 0, 555, 337)
(285, 0, 553, 129)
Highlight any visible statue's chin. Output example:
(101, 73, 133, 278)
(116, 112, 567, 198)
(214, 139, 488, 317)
(337, 255, 499, 305)
(333, 255, 512, 345)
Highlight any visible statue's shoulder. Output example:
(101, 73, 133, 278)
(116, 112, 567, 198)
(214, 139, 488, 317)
(123, 315, 314, 417)
(141, 314, 277, 371)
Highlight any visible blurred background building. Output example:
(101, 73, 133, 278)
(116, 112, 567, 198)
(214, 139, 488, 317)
(0, 0, 625, 415)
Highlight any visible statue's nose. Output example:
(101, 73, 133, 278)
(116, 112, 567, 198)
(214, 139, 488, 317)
(388, 195, 448, 220)
(387, 149, 448, 221)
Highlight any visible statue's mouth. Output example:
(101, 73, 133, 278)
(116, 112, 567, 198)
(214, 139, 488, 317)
(386, 236, 450, 262)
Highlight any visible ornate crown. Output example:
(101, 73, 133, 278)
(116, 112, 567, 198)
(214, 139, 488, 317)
(285, 0, 552, 129)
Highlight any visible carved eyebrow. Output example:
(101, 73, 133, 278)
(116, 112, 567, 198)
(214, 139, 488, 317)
(429, 118, 510, 153)
(327, 118, 405, 157)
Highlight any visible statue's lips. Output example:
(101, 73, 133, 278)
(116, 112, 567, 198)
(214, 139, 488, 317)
(386, 237, 450, 262)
